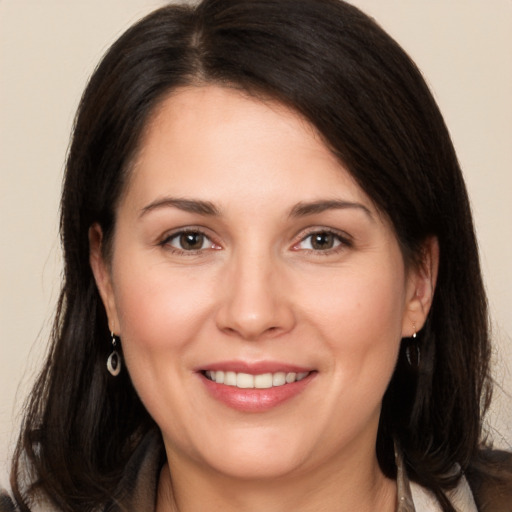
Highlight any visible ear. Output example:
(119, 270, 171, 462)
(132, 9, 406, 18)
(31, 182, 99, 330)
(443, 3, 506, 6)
(402, 237, 439, 337)
(89, 224, 120, 334)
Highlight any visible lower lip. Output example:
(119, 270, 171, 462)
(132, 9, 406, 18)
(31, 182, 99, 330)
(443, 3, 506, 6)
(200, 373, 315, 412)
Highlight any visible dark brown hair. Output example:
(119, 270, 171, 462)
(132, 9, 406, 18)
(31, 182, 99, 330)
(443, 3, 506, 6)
(12, 1, 494, 510)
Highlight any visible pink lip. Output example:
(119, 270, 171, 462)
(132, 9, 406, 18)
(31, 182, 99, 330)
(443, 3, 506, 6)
(196, 361, 316, 413)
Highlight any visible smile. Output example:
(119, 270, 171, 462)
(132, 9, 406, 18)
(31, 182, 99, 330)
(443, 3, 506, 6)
(200, 366, 316, 412)
(204, 370, 310, 389)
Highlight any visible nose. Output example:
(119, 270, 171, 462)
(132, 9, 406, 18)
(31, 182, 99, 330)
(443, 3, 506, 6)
(215, 250, 296, 341)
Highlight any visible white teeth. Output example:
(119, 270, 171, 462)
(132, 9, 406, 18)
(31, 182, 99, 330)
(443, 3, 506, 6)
(225, 371, 237, 386)
(285, 372, 296, 383)
(236, 373, 254, 388)
(254, 373, 273, 389)
(205, 370, 310, 388)
(272, 372, 286, 386)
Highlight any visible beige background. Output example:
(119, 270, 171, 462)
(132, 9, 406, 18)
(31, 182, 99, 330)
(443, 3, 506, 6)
(1, 0, 511, 484)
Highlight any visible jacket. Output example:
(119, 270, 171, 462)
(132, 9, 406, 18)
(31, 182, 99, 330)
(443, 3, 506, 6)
(1, 431, 511, 511)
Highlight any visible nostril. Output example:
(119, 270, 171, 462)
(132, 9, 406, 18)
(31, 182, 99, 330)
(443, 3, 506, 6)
(215, 295, 296, 341)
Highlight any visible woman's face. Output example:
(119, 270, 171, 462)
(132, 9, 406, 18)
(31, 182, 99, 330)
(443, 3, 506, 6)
(92, 85, 434, 481)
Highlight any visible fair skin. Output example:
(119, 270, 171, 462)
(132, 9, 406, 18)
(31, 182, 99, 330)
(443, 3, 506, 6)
(90, 85, 437, 512)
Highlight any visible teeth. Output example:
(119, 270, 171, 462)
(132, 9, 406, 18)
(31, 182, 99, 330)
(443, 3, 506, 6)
(225, 371, 237, 386)
(205, 370, 310, 388)
(285, 372, 296, 383)
(237, 373, 254, 388)
(254, 373, 273, 389)
(272, 372, 286, 386)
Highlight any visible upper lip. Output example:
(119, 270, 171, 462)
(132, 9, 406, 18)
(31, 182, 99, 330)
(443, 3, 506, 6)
(197, 360, 314, 375)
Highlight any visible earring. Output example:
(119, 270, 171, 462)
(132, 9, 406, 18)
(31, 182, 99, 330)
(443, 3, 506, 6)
(107, 331, 122, 376)
(405, 324, 420, 368)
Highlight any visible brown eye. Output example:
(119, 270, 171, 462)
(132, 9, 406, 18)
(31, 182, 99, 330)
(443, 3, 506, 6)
(163, 231, 213, 252)
(310, 232, 336, 250)
(294, 230, 347, 252)
(179, 232, 205, 250)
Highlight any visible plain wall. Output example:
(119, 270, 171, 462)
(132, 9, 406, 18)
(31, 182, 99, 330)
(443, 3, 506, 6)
(1, 0, 511, 484)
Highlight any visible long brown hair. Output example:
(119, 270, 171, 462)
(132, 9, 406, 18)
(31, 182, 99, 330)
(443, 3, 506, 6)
(12, 1, 493, 510)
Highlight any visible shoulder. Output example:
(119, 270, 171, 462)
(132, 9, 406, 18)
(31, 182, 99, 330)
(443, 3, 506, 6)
(0, 491, 16, 512)
(0, 430, 163, 512)
(467, 449, 512, 512)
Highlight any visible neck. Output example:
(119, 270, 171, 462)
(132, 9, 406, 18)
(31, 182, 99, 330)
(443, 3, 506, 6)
(156, 445, 396, 512)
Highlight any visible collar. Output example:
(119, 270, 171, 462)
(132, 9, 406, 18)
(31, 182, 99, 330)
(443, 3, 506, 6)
(394, 442, 478, 512)
(395, 443, 416, 511)
(112, 431, 477, 512)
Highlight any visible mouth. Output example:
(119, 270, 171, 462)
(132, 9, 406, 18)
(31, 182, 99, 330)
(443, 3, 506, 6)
(202, 370, 311, 389)
(198, 364, 316, 412)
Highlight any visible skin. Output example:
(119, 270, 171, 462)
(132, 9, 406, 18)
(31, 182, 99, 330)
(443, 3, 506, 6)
(90, 85, 438, 512)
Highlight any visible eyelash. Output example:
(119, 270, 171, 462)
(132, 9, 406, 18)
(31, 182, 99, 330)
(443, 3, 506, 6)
(158, 228, 219, 255)
(158, 228, 352, 256)
(292, 228, 353, 255)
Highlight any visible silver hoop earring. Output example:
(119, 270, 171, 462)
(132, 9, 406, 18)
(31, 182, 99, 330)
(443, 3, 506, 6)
(107, 331, 122, 376)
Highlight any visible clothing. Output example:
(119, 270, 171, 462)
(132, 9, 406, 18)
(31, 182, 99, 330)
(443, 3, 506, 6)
(395, 443, 478, 512)
(1, 432, 509, 511)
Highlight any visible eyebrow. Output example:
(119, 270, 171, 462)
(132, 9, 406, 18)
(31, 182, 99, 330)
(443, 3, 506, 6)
(139, 197, 373, 220)
(289, 199, 374, 219)
(139, 197, 220, 217)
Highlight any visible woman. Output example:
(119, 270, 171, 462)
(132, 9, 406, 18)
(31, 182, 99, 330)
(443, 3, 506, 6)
(3, 0, 511, 510)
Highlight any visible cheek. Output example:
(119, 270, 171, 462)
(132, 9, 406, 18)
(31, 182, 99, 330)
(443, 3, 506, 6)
(112, 260, 213, 351)
(108, 261, 213, 434)
(302, 264, 406, 383)
(108, 261, 219, 427)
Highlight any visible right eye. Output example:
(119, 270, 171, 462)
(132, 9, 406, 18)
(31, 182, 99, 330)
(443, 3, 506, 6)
(160, 230, 217, 253)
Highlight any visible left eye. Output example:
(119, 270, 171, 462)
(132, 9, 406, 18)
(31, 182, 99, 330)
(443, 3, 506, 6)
(165, 231, 213, 251)
(296, 231, 344, 251)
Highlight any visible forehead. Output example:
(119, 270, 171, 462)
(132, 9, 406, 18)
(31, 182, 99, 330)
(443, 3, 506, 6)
(122, 85, 374, 214)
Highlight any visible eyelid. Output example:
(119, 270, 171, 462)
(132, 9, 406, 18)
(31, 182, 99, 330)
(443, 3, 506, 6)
(291, 227, 353, 253)
(158, 226, 221, 254)
(156, 225, 352, 255)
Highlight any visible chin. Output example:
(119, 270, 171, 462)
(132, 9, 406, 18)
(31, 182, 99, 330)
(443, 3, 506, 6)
(186, 429, 313, 481)
(205, 450, 307, 481)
